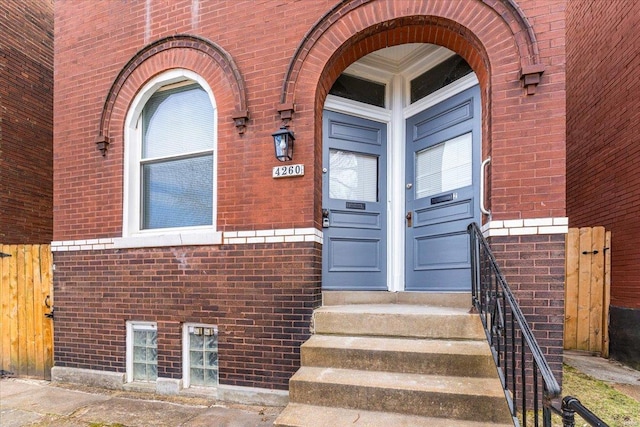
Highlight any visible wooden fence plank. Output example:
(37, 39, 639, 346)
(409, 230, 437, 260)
(589, 226, 605, 353)
(602, 231, 611, 358)
(576, 227, 592, 351)
(25, 246, 36, 376)
(41, 246, 54, 380)
(564, 228, 580, 350)
(0, 244, 7, 371)
(17, 246, 28, 376)
(33, 245, 45, 378)
(9, 245, 19, 373)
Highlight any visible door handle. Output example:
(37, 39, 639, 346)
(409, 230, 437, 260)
(44, 295, 54, 319)
(322, 209, 330, 228)
(480, 157, 491, 216)
(406, 211, 413, 228)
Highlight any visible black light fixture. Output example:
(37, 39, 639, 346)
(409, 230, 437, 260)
(272, 127, 295, 162)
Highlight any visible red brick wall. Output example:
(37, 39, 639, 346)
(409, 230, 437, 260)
(0, 0, 53, 243)
(490, 234, 566, 380)
(54, 0, 566, 242)
(53, 1, 335, 241)
(567, 0, 640, 310)
(53, 242, 322, 389)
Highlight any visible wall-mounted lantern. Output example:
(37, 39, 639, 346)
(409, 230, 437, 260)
(272, 127, 295, 162)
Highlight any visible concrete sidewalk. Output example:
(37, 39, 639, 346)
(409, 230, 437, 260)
(0, 378, 283, 427)
(2, 353, 638, 427)
(563, 351, 640, 403)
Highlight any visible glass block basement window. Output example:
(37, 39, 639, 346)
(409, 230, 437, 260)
(187, 325, 219, 387)
(132, 324, 158, 382)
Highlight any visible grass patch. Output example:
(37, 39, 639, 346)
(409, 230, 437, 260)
(522, 364, 640, 426)
(558, 364, 640, 427)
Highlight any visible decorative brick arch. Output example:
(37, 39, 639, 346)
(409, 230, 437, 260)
(95, 35, 249, 156)
(277, 0, 544, 119)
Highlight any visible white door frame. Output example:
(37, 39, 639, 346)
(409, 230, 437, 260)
(323, 46, 479, 292)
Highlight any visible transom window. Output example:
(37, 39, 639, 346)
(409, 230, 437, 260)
(329, 74, 386, 108)
(410, 54, 473, 103)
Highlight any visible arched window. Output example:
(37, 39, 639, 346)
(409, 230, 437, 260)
(124, 69, 217, 238)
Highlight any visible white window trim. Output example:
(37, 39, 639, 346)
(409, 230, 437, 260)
(123, 69, 219, 246)
(126, 321, 157, 383)
(182, 323, 219, 389)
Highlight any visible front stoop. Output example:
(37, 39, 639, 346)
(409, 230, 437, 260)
(274, 299, 514, 427)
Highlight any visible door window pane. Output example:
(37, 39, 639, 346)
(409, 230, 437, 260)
(329, 149, 378, 202)
(415, 133, 472, 199)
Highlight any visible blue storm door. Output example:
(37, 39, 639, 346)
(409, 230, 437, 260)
(322, 111, 387, 290)
(405, 85, 481, 291)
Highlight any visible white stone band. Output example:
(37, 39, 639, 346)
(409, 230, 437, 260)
(481, 217, 568, 237)
(51, 228, 323, 252)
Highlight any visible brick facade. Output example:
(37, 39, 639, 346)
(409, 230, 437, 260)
(567, 0, 640, 368)
(53, 0, 566, 393)
(490, 233, 566, 376)
(0, 0, 53, 243)
(53, 242, 321, 389)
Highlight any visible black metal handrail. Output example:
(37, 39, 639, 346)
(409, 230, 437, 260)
(468, 222, 609, 427)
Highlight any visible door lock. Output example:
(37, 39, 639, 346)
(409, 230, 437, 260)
(322, 209, 330, 228)
(406, 211, 413, 228)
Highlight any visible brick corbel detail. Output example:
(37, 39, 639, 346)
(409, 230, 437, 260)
(520, 64, 545, 95)
(277, 103, 295, 127)
(95, 134, 109, 157)
(232, 109, 249, 134)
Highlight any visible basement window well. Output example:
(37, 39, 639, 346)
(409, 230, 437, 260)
(182, 324, 219, 388)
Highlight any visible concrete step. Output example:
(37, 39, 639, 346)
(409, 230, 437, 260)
(301, 335, 497, 377)
(322, 291, 472, 308)
(313, 304, 485, 340)
(289, 366, 512, 424)
(274, 403, 515, 427)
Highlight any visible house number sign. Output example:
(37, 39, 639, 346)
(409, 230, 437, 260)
(272, 164, 304, 178)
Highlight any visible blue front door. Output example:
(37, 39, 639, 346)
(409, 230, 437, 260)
(405, 85, 481, 291)
(321, 111, 387, 290)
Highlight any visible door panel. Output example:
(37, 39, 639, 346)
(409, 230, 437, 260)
(405, 86, 480, 291)
(322, 111, 387, 290)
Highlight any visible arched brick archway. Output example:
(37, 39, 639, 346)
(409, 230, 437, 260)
(279, 0, 543, 108)
(315, 17, 490, 115)
(95, 35, 249, 157)
(277, 0, 546, 225)
(88, 37, 249, 236)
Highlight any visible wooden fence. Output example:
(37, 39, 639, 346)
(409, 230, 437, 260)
(564, 227, 611, 356)
(0, 244, 54, 379)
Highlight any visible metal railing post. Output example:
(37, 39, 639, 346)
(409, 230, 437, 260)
(562, 397, 577, 427)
